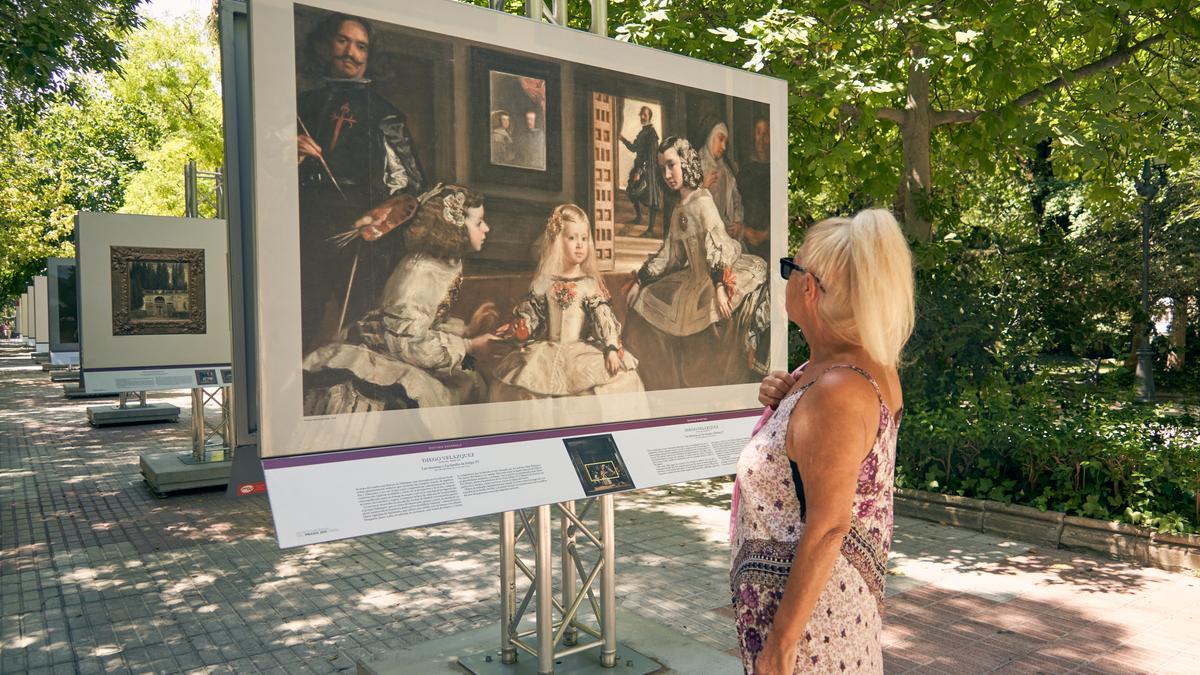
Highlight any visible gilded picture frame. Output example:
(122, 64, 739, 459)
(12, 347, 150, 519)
(110, 246, 207, 336)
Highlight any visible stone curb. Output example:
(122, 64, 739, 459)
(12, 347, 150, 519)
(895, 488, 1200, 574)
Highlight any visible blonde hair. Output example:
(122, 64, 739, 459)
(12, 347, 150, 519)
(798, 208, 915, 368)
(533, 204, 608, 296)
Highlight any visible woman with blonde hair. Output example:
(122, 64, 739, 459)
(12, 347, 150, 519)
(730, 209, 914, 674)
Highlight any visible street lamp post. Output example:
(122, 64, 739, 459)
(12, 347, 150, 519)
(1133, 159, 1167, 402)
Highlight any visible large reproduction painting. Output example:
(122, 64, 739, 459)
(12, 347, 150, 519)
(250, 0, 787, 461)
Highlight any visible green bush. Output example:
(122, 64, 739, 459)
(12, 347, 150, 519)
(897, 385, 1200, 534)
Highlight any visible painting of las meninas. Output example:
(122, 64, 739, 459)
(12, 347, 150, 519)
(253, 0, 785, 457)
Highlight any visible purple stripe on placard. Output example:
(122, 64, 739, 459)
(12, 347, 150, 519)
(84, 363, 232, 372)
(261, 407, 762, 470)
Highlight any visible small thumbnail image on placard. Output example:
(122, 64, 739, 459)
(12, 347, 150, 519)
(563, 434, 635, 496)
(195, 369, 219, 386)
(220, 368, 233, 384)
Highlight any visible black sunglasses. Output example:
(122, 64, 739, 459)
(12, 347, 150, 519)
(779, 257, 826, 291)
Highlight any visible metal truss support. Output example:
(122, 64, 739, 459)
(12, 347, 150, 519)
(184, 160, 227, 219)
(117, 391, 148, 409)
(190, 385, 232, 462)
(489, 0, 607, 36)
(493, 495, 617, 673)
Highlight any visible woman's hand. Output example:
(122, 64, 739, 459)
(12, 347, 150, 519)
(758, 369, 796, 408)
(604, 350, 621, 376)
(467, 333, 501, 358)
(715, 285, 733, 319)
(704, 170, 719, 189)
(753, 637, 797, 675)
(465, 302, 499, 337)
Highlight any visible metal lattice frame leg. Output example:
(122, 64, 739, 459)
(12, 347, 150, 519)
(497, 495, 617, 673)
(191, 385, 232, 462)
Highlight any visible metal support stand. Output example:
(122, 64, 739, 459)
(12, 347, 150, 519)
(118, 390, 149, 408)
(139, 386, 232, 496)
(191, 385, 233, 462)
(460, 495, 654, 674)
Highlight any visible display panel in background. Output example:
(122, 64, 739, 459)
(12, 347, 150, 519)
(76, 212, 232, 393)
(47, 257, 81, 364)
(33, 275, 49, 353)
(247, 0, 786, 545)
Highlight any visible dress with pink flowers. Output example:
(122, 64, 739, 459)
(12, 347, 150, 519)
(730, 364, 900, 674)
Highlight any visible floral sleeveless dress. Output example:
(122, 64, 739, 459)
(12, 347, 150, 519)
(730, 364, 899, 674)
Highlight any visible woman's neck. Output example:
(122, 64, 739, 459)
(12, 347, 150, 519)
(678, 185, 694, 201)
(560, 262, 583, 277)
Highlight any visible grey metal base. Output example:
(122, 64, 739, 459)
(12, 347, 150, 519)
(141, 452, 231, 496)
(41, 362, 69, 372)
(51, 370, 80, 382)
(87, 403, 180, 427)
(456, 645, 657, 675)
(63, 383, 115, 399)
(356, 610, 736, 675)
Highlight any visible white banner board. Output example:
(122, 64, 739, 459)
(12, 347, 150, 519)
(245, 0, 787, 544)
(76, 212, 232, 393)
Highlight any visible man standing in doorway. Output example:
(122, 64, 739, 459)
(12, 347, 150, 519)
(296, 12, 427, 355)
(737, 117, 771, 259)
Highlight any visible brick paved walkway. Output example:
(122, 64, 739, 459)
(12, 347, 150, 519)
(2, 341, 1198, 674)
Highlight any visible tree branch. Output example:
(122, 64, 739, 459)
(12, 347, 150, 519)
(1009, 32, 1166, 109)
(875, 107, 904, 123)
(932, 109, 984, 125)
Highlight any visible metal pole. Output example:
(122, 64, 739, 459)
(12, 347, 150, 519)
(535, 504, 554, 674)
(192, 388, 206, 461)
(500, 511, 518, 665)
(1134, 159, 1158, 402)
(599, 494, 616, 667)
(560, 500, 578, 646)
(185, 160, 198, 218)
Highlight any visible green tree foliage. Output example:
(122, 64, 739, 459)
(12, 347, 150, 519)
(0, 14, 223, 299)
(610, 0, 1200, 240)
(0, 0, 144, 125)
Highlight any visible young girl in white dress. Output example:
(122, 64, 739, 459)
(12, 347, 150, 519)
(490, 204, 644, 401)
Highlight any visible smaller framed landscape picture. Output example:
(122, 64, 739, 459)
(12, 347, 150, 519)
(111, 246, 207, 336)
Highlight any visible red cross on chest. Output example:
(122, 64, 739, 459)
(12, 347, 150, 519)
(327, 102, 358, 152)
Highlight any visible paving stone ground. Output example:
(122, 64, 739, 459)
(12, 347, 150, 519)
(2, 341, 1198, 674)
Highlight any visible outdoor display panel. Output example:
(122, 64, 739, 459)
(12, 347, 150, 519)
(247, 0, 787, 546)
(76, 212, 232, 393)
(34, 276, 49, 352)
(25, 286, 35, 346)
(47, 257, 81, 364)
(19, 292, 29, 339)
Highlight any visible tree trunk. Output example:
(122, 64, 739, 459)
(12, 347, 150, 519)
(899, 44, 934, 242)
(1166, 296, 1188, 371)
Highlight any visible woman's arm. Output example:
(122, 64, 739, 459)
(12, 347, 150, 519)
(754, 371, 878, 674)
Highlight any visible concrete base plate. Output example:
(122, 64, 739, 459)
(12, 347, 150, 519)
(356, 609, 738, 675)
(51, 370, 80, 383)
(87, 403, 179, 426)
(141, 452, 231, 496)
(63, 383, 115, 399)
